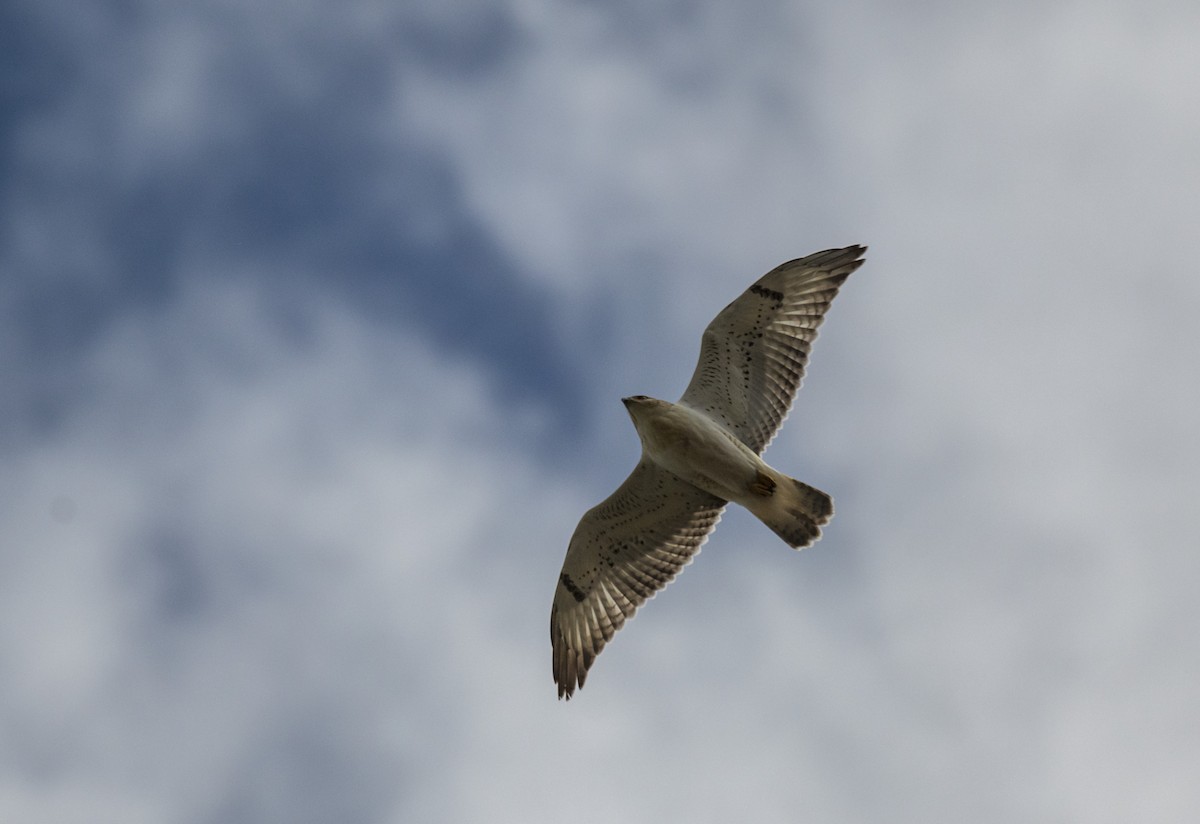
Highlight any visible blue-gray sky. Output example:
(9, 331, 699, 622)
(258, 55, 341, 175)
(4, 2, 1198, 822)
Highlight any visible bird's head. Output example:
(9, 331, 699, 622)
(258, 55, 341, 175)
(620, 395, 660, 426)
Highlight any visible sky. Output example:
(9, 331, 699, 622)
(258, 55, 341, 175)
(3, 1, 1199, 822)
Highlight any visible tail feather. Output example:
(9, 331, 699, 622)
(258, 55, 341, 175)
(753, 476, 833, 549)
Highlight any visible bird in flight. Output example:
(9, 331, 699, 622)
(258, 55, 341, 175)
(550, 245, 865, 699)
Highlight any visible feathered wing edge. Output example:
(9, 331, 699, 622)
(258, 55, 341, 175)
(679, 245, 866, 453)
(550, 462, 725, 699)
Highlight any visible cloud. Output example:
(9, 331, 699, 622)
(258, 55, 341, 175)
(1, 0, 587, 438)
(2, 1, 1198, 822)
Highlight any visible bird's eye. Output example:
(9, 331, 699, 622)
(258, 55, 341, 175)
(633, 395, 648, 400)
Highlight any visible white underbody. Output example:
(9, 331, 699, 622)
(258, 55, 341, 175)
(625, 397, 772, 506)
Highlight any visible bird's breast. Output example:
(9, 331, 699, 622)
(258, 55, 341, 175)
(638, 403, 761, 501)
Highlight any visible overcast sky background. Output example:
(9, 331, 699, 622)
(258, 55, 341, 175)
(3, 1, 1199, 822)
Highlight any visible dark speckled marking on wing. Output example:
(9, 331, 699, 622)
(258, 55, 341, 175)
(550, 461, 725, 699)
(679, 246, 865, 454)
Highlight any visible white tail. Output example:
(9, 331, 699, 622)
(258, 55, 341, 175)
(747, 472, 834, 549)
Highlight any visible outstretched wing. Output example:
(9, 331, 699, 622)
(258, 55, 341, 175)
(551, 461, 725, 699)
(679, 246, 865, 454)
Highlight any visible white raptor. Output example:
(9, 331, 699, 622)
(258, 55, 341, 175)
(551, 246, 865, 699)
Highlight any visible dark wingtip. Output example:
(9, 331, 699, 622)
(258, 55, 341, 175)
(551, 602, 585, 701)
(555, 665, 582, 701)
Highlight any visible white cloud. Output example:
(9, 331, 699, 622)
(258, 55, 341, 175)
(4, 1, 1199, 822)
(392, 2, 1200, 819)
(0, 272, 569, 821)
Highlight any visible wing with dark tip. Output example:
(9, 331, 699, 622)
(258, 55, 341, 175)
(678, 246, 865, 454)
(550, 461, 725, 699)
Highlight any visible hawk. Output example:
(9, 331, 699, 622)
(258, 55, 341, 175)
(550, 245, 865, 699)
